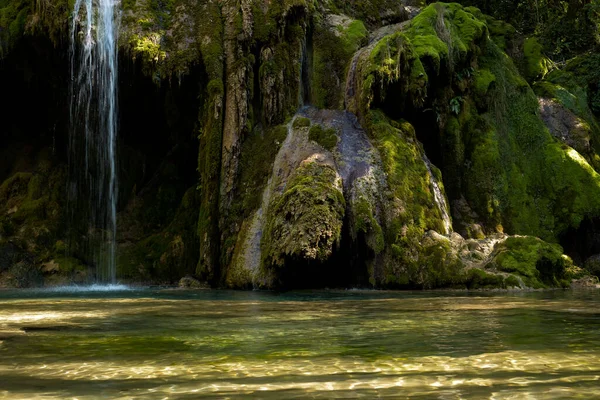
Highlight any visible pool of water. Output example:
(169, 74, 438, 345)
(0, 288, 599, 399)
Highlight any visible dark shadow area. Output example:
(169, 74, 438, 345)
(117, 56, 204, 212)
(0, 35, 70, 181)
(373, 59, 452, 178)
(559, 216, 600, 265)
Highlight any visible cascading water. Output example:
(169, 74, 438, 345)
(68, 0, 120, 283)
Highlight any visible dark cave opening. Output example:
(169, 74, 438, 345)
(277, 215, 374, 290)
(559, 217, 600, 266)
(1, 34, 205, 275)
(373, 62, 453, 174)
(1, 34, 204, 212)
(117, 56, 205, 212)
(0, 35, 70, 181)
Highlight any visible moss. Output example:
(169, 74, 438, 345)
(224, 218, 254, 289)
(490, 236, 572, 288)
(131, 33, 166, 66)
(366, 110, 448, 236)
(358, 3, 489, 114)
(523, 37, 553, 82)
(7, 261, 42, 288)
(328, 0, 408, 27)
(293, 117, 310, 129)
(473, 69, 495, 98)
(312, 17, 367, 109)
(53, 256, 86, 274)
(534, 54, 600, 158)
(0, 172, 31, 205)
(435, 37, 600, 242)
(352, 197, 384, 255)
(0, 157, 66, 259)
(464, 268, 506, 289)
(308, 124, 338, 151)
(218, 123, 289, 272)
(238, 125, 288, 214)
(262, 161, 345, 269)
(361, 111, 455, 288)
(0, 0, 70, 57)
(504, 275, 521, 288)
(388, 232, 464, 289)
(354, 3, 600, 288)
(196, 1, 224, 281)
(480, 14, 516, 52)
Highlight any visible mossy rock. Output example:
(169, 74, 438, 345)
(522, 37, 553, 83)
(293, 117, 311, 129)
(489, 236, 572, 288)
(308, 124, 338, 151)
(262, 160, 345, 269)
(361, 3, 600, 244)
(220, 124, 289, 272)
(464, 268, 513, 289)
(327, 0, 408, 27)
(312, 15, 367, 109)
(0, 0, 71, 57)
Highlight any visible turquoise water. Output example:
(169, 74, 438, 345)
(1, 289, 599, 399)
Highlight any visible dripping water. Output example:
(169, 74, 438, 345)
(68, 0, 120, 283)
(423, 155, 452, 235)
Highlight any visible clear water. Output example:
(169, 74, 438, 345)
(0, 289, 599, 399)
(69, 0, 120, 282)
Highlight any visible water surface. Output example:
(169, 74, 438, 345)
(1, 289, 599, 399)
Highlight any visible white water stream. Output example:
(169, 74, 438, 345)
(69, 0, 120, 282)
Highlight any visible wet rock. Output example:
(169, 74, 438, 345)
(178, 276, 209, 289)
(452, 197, 486, 239)
(41, 260, 59, 274)
(7, 260, 43, 288)
(571, 275, 600, 289)
(263, 159, 345, 267)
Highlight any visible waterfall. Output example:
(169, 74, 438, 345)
(423, 155, 452, 235)
(68, 0, 120, 283)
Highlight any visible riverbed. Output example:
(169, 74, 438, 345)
(0, 288, 599, 399)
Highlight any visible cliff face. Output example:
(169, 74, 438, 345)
(1, 0, 599, 289)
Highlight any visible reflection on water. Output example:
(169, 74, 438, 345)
(0, 289, 599, 399)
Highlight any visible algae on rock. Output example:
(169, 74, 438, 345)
(262, 160, 345, 270)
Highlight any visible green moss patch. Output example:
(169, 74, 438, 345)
(523, 37, 553, 83)
(490, 236, 572, 288)
(262, 161, 345, 269)
(312, 16, 367, 109)
(308, 124, 338, 151)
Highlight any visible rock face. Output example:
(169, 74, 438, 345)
(539, 98, 594, 163)
(1, 1, 600, 289)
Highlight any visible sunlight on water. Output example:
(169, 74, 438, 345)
(0, 290, 599, 399)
